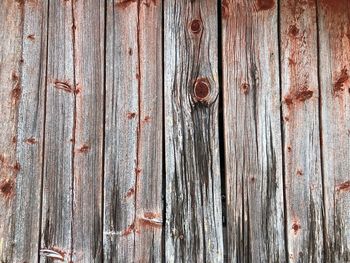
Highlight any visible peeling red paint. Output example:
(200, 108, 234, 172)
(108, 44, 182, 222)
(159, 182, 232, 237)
(284, 86, 313, 106)
(337, 181, 350, 192)
(0, 179, 15, 200)
(125, 187, 135, 198)
(11, 85, 22, 104)
(292, 222, 301, 234)
(116, 0, 136, 9)
(122, 223, 135, 236)
(143, 115, 151, 123)
(256, 0, 275, 11)
(127, 112, 136, 119)
(296, 169, 303, 176)
(135, 167, 142, 175)
(288, 25, 299, 37)
(78, 144, 90, 153)
(13, 162, 21, 172)
(222, 0, 230, 19)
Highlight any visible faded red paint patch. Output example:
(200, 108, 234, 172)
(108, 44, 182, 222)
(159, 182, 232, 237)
(125, 187, 135, 198)
(25, 137, 37, 145)
(222, 0, 230, 19)
(0, 179, 15, 200)
(337, 181, 350, 192)
(256, 0, 275, 11)
(116, 0, 136, 9)
(284, 86, 313, 106)
(11, 85, 22, 104)
(296, 169, 303, 176)
(135, 167, 142, 175)
(127, 112, 136, 119)
(13, 162, 21, 172)
(320, 0, 349, 13)
(334, 67, 349, 95)
(78, 144, 90, 153)
(143, 116, 151, 123)
(122, 223, 135, 236)
(288, 25, 299, 37)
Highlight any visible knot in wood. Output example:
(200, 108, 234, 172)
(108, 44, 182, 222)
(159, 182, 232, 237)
(194, 78, 210, 102)
(190, 19, 202, 34)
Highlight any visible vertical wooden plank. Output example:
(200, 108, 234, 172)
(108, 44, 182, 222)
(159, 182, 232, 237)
(318, 1, 350, 261)
(72, 0, 104, 262)
(222, 0, 285, 262)
(0, 0, 46, 261)
(280, 0, 324, 261)
(104, 0, 163, 261)
(164, 1, 224, 262)
(40, 0, 75, 261)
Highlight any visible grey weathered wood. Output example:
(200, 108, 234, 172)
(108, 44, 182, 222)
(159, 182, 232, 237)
(280, 0, 324, 261)
(40, 0, 75, 261)
(221, 0, 285, 261)
(0, 1, 46, 262)
(71, 0, 104, 262)
(104, 0, 163, 261)
(164, 1, 224, 262)
(318, 0, 350, 261)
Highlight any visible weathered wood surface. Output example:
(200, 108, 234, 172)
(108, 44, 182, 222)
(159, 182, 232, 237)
(104, 0, 162, 262)
(280, 0, 324, 261)
(164, 0, 224, 262)
(222, 0, 285, 262)
(318, 0, 350, 261)
(0, 0, 350, 262)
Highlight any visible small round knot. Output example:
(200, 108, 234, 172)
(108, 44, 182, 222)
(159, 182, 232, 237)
(194, 78, 210, 102)
(190, 19, 202, 34)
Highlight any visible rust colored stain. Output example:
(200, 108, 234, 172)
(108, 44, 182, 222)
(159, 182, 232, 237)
(337, 181, 350, 192)
(284, 86, 313, 106)
(143, 115, 151, 123)
(222, 0, 230, 19)
(320, 0, 349, 13)
(241, 83, 250, 95)
(115, 0, 136, 9)
(125, 187, 135, 198)
(11, 85, 22, 103)
(138, 212, 162, 228)
(292, 222, 301, 234)
(287, 146, 292, 152)
(27, 34, 35, 41)
(256, 0, 275, 11)
(135, 167, 142, 175)
(12, 136, 17, 144)
(194, 78, 210, 101)
(127, 112, 136, 119)
(334, 67, 349, 95)
(190, 19, 202, 34)
(78, 144, 90, 153)
(0, 179, 15, 200)
(12, 72, 19, 81)
(25, 137, 37, 145)
(54, 80, 76, 93)
(288, 25, 299, 37)
(296, 169, 303, 176)
(122, 223, 135, 236)
(13, 162, 21, 172)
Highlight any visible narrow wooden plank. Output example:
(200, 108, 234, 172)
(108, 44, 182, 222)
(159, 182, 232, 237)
(40, 0, 75, 261)
(318, 1, 350, 261)
(280, 0, 324, 261)
(222, 1, 285, 261)
(71, 0, 104, 262)
(164, 1, 223, 262)
(104, 0, 163, 261)
(0, 1, 46, 261)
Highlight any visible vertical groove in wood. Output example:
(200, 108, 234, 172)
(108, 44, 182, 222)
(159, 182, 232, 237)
(222, 1, 285, 262)
(71, 0, 104, 262)
(104, 0, 163, 261)
(280, 0, 324, 261)
(40, 0, 75, 261)
(0, 1, 47, 262)
(317, 0, 350, 261)
(164, 1, 224, 262)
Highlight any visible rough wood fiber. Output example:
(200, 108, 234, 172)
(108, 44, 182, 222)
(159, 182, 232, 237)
(40, 0, 75, 261)
(104, 0, 163, 262)
(0, 0, 46, 262)
(222, 0, 285, 262)
(280, 0, 324, 261)
(164, 1, 224, 262)
(318, 0, 350, 261)
(71, 0, 104, 262)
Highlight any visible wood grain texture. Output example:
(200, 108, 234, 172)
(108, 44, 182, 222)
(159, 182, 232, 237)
(0, 1, 46, 262)
(40, 0, 75, 261)
(318, 0, 350, 261)
(164, 1, 224, 262)
(280, 0, 324, 261)
(72, 0, 104, 262)
(104, 0, 163, 262)
(222, 0, 285, 262)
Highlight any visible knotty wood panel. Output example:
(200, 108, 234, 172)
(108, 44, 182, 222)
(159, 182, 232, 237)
(222, 0, 285, 261)
(40, 0, 75, 261)
(0, 1, 47, 262)
(104, 0, 163, 261)
(280, 0, 324, 261)
(72, 0, 104, 262)
(164, 1, 224, 262)
(318, 0, 350, 261)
